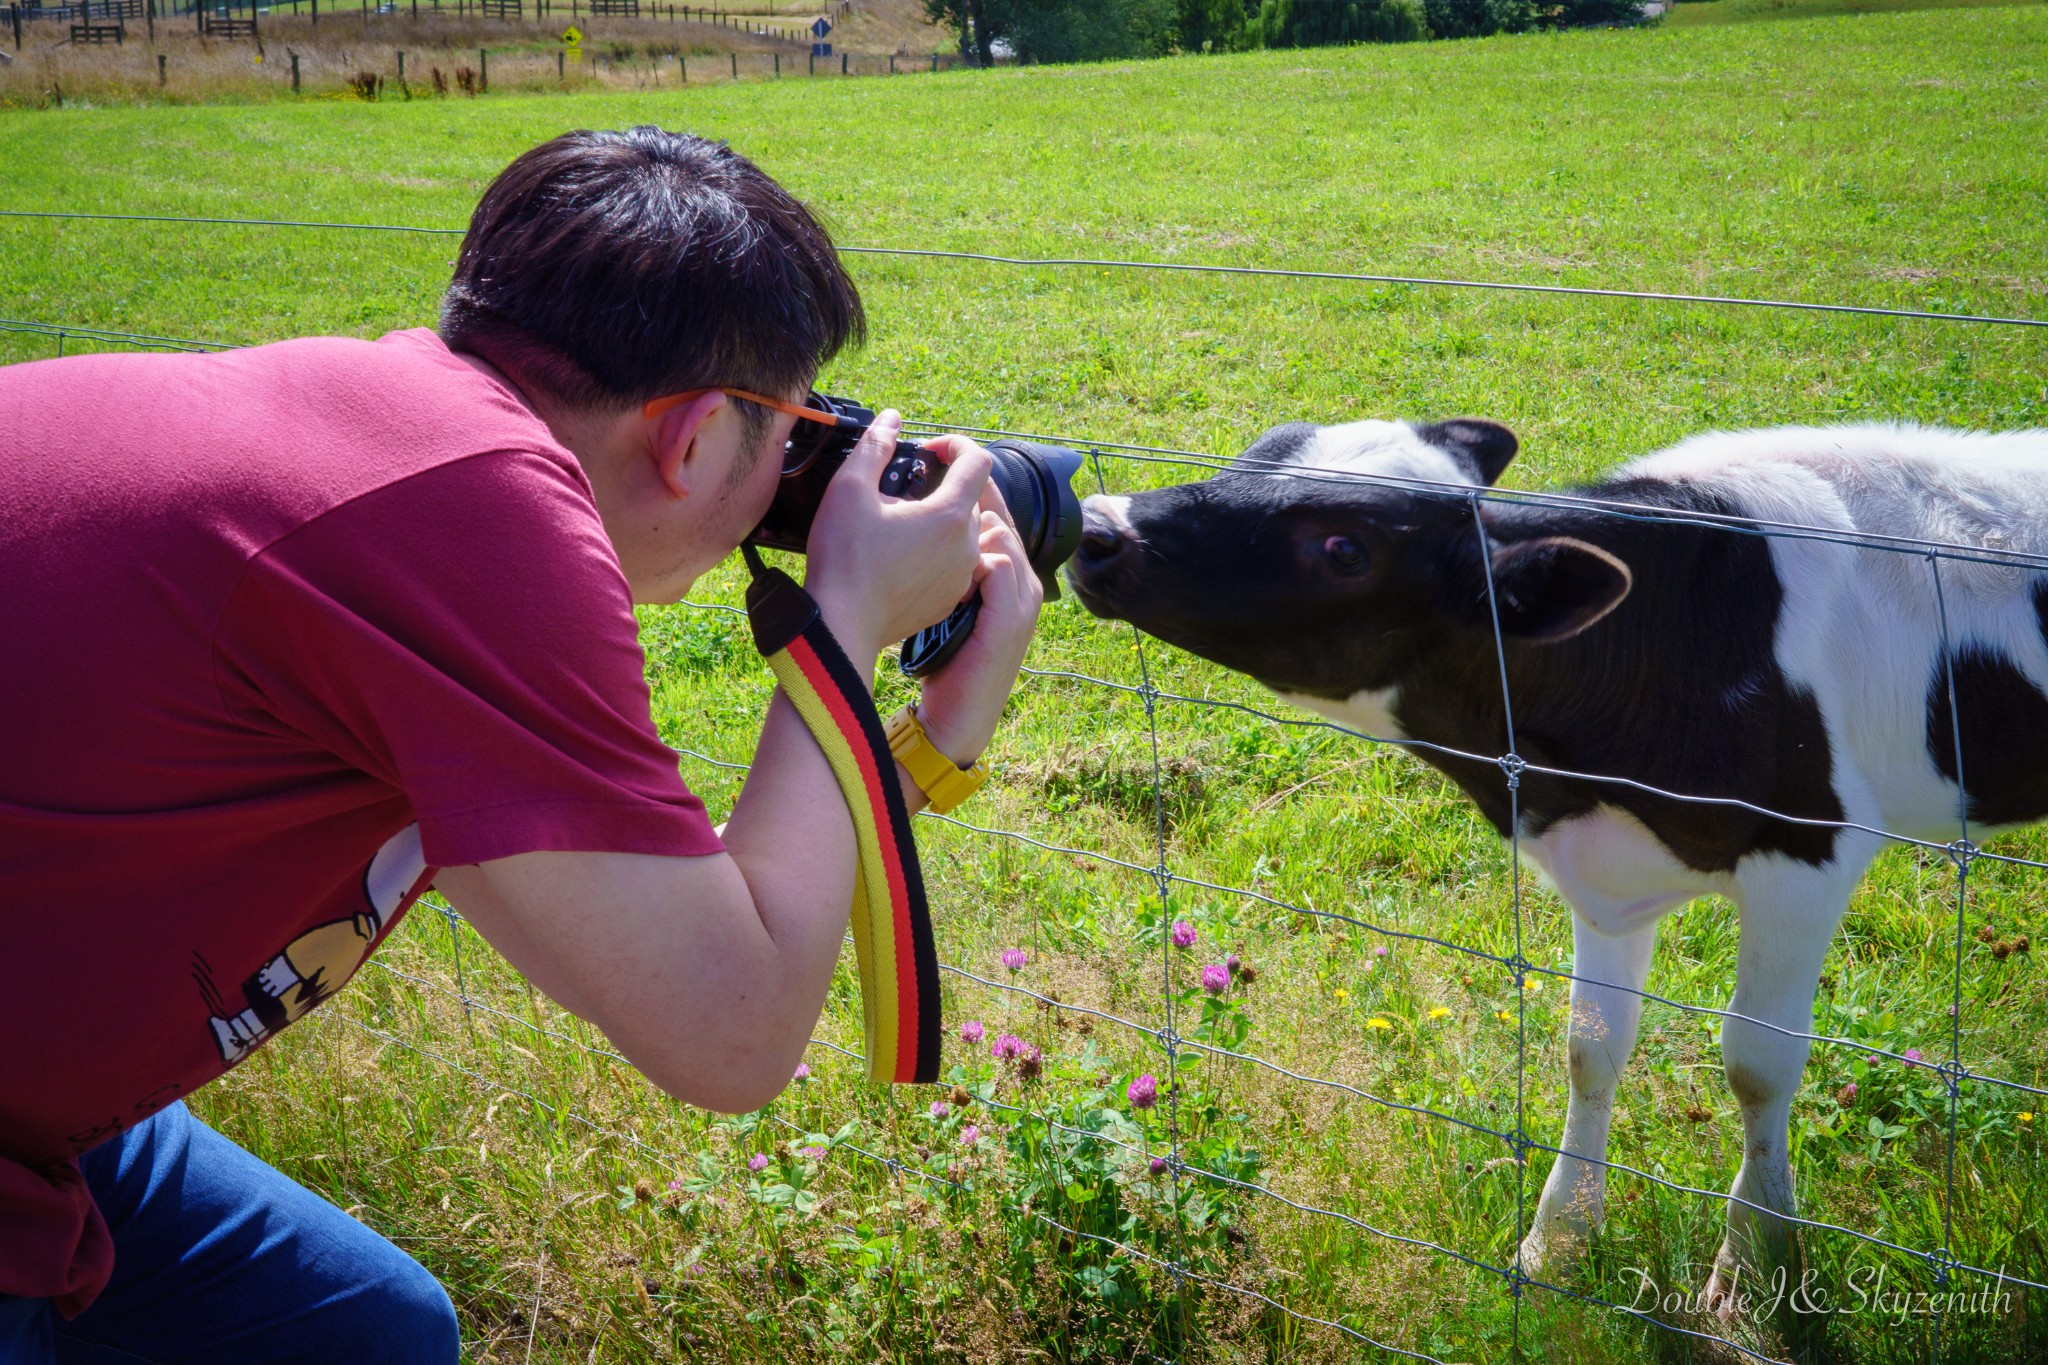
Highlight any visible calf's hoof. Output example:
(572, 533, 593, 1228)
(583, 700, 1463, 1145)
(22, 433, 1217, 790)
(1516, 1220, 1590, 1278)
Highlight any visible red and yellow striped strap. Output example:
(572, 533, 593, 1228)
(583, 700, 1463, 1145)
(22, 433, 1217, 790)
(743, 553, 941, 1084)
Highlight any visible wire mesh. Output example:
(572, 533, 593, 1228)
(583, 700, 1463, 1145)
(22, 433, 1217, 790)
(5, 200, 2044, 1358)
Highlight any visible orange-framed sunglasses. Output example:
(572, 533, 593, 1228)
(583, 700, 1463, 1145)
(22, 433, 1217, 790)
(641, 388, 862, 477)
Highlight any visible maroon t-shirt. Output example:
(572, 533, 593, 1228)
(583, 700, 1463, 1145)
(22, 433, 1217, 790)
(0, 329, 724, 1311)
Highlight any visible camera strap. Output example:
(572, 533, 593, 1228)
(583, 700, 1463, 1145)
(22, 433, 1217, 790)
(739, 545, 942, 1085)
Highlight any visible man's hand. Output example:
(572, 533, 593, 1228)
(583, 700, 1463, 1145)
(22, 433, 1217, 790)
(803, 410, 991, 663)
(914, 436, 1045, 767)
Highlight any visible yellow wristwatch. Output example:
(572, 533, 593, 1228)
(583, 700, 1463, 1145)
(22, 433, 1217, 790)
(884, 706, 988, 814)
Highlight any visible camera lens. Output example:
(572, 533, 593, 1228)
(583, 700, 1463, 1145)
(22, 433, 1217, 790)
(983, 439, 1085, 595)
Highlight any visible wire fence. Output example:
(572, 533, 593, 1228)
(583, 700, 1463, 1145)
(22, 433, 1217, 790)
(5, 204, 2046, 1361)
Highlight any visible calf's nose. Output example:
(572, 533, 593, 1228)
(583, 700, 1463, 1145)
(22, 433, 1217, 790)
(1076, 499, 1133, 569)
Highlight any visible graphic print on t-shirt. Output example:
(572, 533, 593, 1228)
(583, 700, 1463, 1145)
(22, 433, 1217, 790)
(193, 824, 427, 1065)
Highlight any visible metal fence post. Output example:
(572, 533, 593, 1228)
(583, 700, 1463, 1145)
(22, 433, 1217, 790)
(158, 51, 166, 83)
(396, 48, 403, 84)
(839, 51, 845, 74)
(678, 52, 684, 81)
(290, 50, 299, 90)
(478, 47, 486, 89)
(728, 50, 734, 78)
(773, 52, 778, 76)
(930, 52, 936, 72)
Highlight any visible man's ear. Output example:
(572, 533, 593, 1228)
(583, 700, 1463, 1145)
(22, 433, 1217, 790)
(653, 391, 728, 499)
(1486, 536, 1633, 642)
(1416, 418, 1518, 487)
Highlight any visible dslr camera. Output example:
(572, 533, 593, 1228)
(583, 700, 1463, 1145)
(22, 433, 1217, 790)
(746, 394, 1086, 676)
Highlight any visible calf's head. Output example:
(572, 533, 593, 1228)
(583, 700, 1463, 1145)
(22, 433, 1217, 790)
(1065, 419, 1635, 705)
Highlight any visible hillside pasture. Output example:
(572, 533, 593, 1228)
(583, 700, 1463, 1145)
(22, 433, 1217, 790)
(3, 8, 2048, 1362)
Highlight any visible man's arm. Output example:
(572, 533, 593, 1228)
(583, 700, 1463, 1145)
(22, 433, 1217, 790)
(436, 422, 1042, 1113)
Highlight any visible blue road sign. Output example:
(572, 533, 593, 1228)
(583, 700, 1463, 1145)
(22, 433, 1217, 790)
(810, 15, 829, 36)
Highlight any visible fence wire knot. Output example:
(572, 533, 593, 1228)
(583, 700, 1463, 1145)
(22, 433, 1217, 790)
(1945, 837, 1980, 871)
(1497, 752, 1526, 789)
(1159, 1026, 1182, 1058)
(1935, 1058, 1969, 1098)
(1927, 1247, 1958, 1286)
(1505, 1255, 1531, 1298)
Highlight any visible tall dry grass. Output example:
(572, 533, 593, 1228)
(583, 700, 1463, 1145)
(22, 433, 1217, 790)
(0, 0, 956, 106)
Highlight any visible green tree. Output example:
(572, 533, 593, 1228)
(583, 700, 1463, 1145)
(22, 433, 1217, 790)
(1420, 0, 1532, 37)
(1255, 0, 1427, 46)
(1175, 0, 1254, 52)
(1003, 0, 1180, 63)
(925, 0, 1006, 65)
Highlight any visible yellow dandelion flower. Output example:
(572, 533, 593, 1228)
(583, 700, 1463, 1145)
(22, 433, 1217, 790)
(1333, 988, 1349, 1002)
(1428, 1006, 1452, 1020)
(2022, 1112, 2035, 1124)
(1495, 1010, 1513, 1023)
(1522, 978, 1542, 992)
(1367, 1017, 1393, 1031)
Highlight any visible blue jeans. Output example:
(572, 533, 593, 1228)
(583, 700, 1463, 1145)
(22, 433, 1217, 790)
(0, 1102, 458, 1364)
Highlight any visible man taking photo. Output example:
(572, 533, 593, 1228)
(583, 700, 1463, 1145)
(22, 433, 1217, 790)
(0, 126, 1042, 1363)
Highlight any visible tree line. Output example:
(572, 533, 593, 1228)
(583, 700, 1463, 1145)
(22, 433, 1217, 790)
(927, 0, 1648, 65)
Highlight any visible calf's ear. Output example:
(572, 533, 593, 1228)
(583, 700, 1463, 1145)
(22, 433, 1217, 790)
(1486, 537, 1633, 642)
(1416, 419, 1518, 486)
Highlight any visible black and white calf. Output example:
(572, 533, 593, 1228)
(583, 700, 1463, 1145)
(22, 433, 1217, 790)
(1067, 418, 2048, 1298)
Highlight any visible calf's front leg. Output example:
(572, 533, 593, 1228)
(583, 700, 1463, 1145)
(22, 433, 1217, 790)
(1703, 853, 1864, 1318)
(1518, 913, 1658, 1273)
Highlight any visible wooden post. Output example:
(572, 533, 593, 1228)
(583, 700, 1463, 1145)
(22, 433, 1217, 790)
(291, 50, 299, 90)
(478, 47, 486, 88)
(772, 52, 777, 76)
(157, 51, 166, 83)
(10, 5, 20, 52)
(888, 53, 894, 74)
(839, 52, 845, 74)
(556, 48, 562, 78)
(145, 0, 152, 41)
(310, 0, 317, 25)
(728, 50, 734, 78)
(396, 48, 403, 83)
(678, 52, 684, 81)
(930, 51, 936, 71)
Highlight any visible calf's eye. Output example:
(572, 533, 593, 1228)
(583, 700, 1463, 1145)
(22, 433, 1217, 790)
(1323, 535, 1365, 570)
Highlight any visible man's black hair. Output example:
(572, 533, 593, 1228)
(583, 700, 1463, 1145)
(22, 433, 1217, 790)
(441, 127, 865, 435)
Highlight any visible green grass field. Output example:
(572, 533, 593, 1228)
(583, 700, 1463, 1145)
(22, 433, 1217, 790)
(5, 8, 2048, 1362)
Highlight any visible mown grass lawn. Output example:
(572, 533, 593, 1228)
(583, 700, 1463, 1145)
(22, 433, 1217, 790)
(4, 8, 2047, 1362)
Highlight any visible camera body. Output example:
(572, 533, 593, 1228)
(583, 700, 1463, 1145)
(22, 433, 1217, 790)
(744, 396, 1085, 676)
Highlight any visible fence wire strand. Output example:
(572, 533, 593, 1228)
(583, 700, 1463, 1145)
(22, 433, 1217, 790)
(6, 206, 2048, 329)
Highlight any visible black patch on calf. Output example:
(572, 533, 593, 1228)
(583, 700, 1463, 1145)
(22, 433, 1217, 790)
(1389, 480, 1845, 871)
(2038, 577, 2048, 661)
(1415, 419, 1518, 487)
(1925, 644, 2048, 828)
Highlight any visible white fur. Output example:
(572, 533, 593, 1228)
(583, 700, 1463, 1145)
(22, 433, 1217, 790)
(1277, 685, 1407, 742)
(1280, 419, 1479, 490)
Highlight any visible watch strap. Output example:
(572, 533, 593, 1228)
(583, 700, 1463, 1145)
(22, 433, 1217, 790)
(884, 706, 989, 815)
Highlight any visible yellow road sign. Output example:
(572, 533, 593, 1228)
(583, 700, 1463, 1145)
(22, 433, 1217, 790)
(560, 25, 582, 44)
